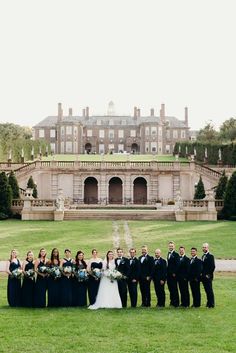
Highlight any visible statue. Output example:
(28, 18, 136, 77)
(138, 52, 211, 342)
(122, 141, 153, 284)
(56, 189, 64, 211)
(175, 190, 183, 211)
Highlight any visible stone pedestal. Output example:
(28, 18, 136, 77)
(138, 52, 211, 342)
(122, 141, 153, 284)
(175, 211, 186, 221)
(54, 210, 64, 221)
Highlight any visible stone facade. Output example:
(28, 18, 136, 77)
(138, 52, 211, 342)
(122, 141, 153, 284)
(33, 102, 190, 155)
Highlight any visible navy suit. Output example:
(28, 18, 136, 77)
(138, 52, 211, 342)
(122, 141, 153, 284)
(127, 257, 140, 307)
(189, 256, 202, 307)
(201, 252, 215, 308)
(152, 257, 167, 307)
(139, 254, 154, 307)
(167, 250, 180, 307)
(177, 255, 190, 307)
(115, 257, 130, 308)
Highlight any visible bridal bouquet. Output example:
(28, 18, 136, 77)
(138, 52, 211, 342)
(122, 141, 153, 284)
(104, 269, 123, 283)
(24, 269, 35, 280)
(73, 268, 89, 282)
(47, 266, 62, 279)
(63, 266, 73, 276)
(91, 268, 102, 279)
(10, 268, 23, 279)
(37, 265, 48, 274)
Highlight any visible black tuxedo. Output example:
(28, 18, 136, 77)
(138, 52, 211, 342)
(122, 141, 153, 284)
(177, 255, 190, 307)
(189, 256, 202, 307)
(127, 257, 140, 307)
(115, 257, 130, 308)
(167, 250, 180, 307)
(152, 257, 167, 307)
(139, 254, 154, 307)
(201, 252, 215, 308)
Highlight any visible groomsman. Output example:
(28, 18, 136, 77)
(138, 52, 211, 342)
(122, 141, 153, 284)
(201, 243, 215, 308)
(189, 247, 202, 308)
(115, 248, 130, 308)
(139, 245, 154, 307)
(127, 248, 140, 308)
(152, 249, 167, 308)
(177, 246, 190, 307)
(167, 241, 180, 307)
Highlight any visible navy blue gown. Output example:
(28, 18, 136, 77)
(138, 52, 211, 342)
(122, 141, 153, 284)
(47, 262, 61, 307)
(21, 261, 35, 307)
(7, 260, 22, 307)
(60, 259, 73, 307)
(88, 261, 103, 305)
(72, 263, 88, 307)
(34, 260, 48, 308)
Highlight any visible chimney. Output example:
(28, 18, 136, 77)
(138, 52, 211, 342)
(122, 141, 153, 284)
(86, 106, 89, 118)
(69, 108, 73, 117)
(160, 103, 165, 123)
(150, 108, 154, 117)
(82, 108, 86, 118)
(58, 102, 63, 121)
(185, 106, 188, 126)
(137, 108, 141, 118)
(133, 106, 137, 119)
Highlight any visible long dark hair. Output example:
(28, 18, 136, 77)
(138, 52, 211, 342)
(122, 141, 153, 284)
(106, 250, 113, 269)
(26, 250, 34, 262)
(50, 248, 60, 264)
(75, 251, 87, 268)
(38, 248, 46, 259)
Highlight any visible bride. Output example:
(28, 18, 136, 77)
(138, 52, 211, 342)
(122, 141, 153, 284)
(88, 250, 122, 309)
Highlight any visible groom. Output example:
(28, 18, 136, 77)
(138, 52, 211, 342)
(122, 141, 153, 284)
(115, 248, 130, 308)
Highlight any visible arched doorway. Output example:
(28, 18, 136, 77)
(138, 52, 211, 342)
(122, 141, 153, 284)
(133, 177, 147, 204)
(109, 177, 122, 204)
(85, 143, 92, 154)
(84, 177, 98, 204)
(131, 143, 139, 154)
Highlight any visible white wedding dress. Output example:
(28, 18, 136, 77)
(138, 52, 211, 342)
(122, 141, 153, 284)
(88, 259, 122, 309)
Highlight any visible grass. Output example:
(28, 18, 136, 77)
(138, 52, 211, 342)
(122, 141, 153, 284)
(40, 154, 187, 162)
(0, 220, 235, 353)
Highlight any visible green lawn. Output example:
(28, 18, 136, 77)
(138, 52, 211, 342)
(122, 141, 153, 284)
(40, 154, 187, 162)
(0, 220, 235, 353)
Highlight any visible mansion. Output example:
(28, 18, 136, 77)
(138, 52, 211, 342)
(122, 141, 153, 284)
(33, 102, 190, 155)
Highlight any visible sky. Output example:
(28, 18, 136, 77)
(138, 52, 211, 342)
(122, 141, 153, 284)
(0, 0, 235, 130)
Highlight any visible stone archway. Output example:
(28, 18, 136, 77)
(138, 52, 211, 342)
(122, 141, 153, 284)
(133, 177, 147, 204)
(131, 143, 139, 154)
(85, 143, 92, 154)
(84, 177, 98, 204)
(109, 177, 122, 204)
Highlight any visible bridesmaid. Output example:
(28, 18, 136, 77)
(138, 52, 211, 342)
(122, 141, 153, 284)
(21, 251, 35, 307)
(7, 249, 22, 307)
(60, 249, 74, 307)
(34, 248, 48, 308)
(72, 251, 88, 307)
(47, 248, 61, 307)
(87, 249, 103, 305)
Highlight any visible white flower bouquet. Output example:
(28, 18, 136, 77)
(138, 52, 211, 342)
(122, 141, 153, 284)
(24, 269, 35, 280)
(91, 268, 102, 279)
(104, 269, 123, 283)
(47, 266, 62, 279)
(73, 268, 89, 282)
(63, 266, 73, 275)
(10, 268, 23, 279)
(38, 265, 48, 274)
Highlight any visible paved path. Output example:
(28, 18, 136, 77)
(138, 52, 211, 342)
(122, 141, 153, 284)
(215, 260, 236, 272)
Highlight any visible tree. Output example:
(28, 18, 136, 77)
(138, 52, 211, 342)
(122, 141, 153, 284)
(27, 176, 38, 198)
(197, 122, 219, 143)
(215, 170, 228, 199)
(0, 172, 12, 218)
(220, 118, 236, 142)
(194, 176, 206, 199)
(222, 171, 236, 219)
(8, 171, 20, 199)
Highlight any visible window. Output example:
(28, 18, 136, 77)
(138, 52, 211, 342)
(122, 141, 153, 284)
(66, 126, 72, 135)
(173, 130, 178, 139)
(151, 142, 157, 152)
(50, 143, 55, 153)
(151, 126, 157, 135)
(99, 144, 104, 154)
(87, 129, 92, 137)
(166, 129, 170, 139)
(118, 130, 124, 138)
(145, 127, 149, 136)
(74, 127, 77, 135)
(108, 144, 114, 150)
(130, 130, 136, 137)
(109, 119, 114, 126)
(181, 130, 186, 138)
(97, 119, 102, 125)
(166, 144, 170, 153)
(60, 142, 64, 153)
(121, 120, 126, 125)
(109, 130, 114, 139)
(145, 142, 149, 152)
(158, 127, 162, 137)
(50, 129, 55, 138)
(118, 144, 124, 152)
(99, 130, 104, 138)
(66, 141, 72, 153)
(39, 129, 45, 138)
(61, 126, 64, 135)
